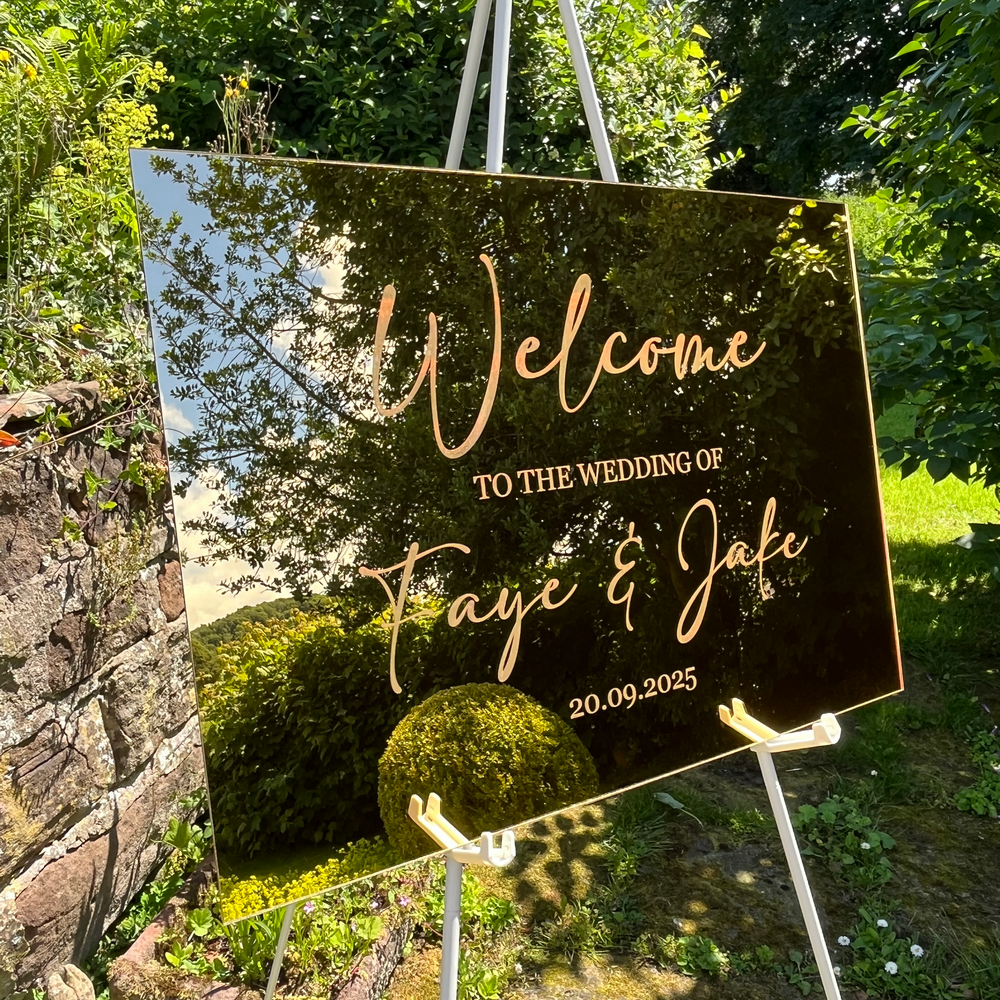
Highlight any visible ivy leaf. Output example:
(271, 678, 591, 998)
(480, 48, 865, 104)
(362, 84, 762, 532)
(119, 458, 145, 486)
(84, 468, 111, 498)
(97, 425, 126, 450)
(130, 411, 161, 436)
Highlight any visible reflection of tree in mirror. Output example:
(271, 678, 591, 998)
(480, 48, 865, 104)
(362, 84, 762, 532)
(148, 156, 849, 586)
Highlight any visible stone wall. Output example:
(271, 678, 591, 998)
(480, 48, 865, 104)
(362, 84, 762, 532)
(0, 383, 205, 993)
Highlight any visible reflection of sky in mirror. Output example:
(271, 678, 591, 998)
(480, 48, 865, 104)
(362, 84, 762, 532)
(133, 150, 341, 626)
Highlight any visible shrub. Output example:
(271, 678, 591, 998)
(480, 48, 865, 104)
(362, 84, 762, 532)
(378, 683, 599, 859)
(1, 18, 170, 403)
(130, 0, 717, 185)
(218, 836, 399, 922)
(200, 607, 436, 858)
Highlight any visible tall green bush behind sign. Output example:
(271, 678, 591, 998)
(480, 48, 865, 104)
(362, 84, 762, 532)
(845, 1, 1000, 536)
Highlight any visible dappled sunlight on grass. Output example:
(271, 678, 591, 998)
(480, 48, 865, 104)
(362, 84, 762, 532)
(875, 423, 1000, 661)
(880, 462, 998, 547)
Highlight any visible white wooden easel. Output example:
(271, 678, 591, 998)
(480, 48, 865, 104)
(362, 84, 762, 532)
(421, 5, 617, 994)
(445, 0, 618, 180)
(261, 8, 846, 1000)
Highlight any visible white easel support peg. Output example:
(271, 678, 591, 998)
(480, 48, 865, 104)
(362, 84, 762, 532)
(407, 793, 517, 1000)
(720, 699, 842, 1000)
(718, 697, 779, 743)
(409, 792, 470, 851)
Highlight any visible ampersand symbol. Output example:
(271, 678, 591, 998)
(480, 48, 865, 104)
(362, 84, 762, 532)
(607, 521, 642, 631)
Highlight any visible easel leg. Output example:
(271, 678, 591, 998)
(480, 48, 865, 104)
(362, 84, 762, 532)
(439, 855, 464, 1000)
(486, 0, 513, 172)
(406, 798, 516, 999)
(264, 901, 297, 1000)
(446, 0, 494, 170)
(753, 746, 842, 1000)
(554, 0, 619, 182)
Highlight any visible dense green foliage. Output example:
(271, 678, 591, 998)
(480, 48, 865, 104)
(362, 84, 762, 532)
(190, 596, 313, 680)
(86, 802, 213, 992)
(379, 683, 599, 859)
(201, 609, 442, 857)
(191, 596, 304, 649)
(0, 16, 169, 408)
(129, 0, 721, 184)
(694, 0, 914, 194)
(218, 837, 399, 921)
(1, 0, 720, 413)
(848, 0, 1000, 514)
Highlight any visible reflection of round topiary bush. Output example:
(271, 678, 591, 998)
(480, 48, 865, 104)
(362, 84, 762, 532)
(378, 683, 599, 858)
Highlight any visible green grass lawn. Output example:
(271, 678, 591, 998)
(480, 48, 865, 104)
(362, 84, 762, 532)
(878, 406, 1000, 663)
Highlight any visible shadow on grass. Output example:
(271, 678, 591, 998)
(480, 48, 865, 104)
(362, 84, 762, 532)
(498, 805, 607, 925)
(889, 538, 1000, 664)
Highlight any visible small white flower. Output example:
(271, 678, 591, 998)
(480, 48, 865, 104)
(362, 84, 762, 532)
(885, 961, 898, 975)
(910, 944, 924, 958)
(838, 936, 851, 946)
(877, 919, 889, 928)
(871, 770, 878, 776)
(861, 842, 872, 850)
(834, 966, 841, 977)
(514, 962, 524, 975)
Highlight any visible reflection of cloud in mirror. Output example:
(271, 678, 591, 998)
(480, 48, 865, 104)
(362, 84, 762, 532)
(175, 475, 291, 628)
(270, 232, 357, 383)
(162, 400, 194, 442)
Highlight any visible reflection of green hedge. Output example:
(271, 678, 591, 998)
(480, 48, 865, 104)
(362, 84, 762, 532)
(378, 683, 599, 859)
(201, 609, 433, 858)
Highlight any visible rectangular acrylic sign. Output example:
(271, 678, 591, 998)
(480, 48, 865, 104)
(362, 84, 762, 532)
(131, 150, 902, 919)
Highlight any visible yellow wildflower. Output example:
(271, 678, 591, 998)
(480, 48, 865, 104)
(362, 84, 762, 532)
(238, 78, 249, 90)
(0, 49, 10, 63)
(23, 63, 37, 81)
(71, 323, 84, 333)
(225, 86, 235, 99)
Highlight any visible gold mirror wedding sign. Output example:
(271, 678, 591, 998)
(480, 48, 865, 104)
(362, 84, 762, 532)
(131, 150, 902, 920)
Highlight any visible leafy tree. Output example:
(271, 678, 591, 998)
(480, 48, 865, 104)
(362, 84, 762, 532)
(191, 596, 308, 651)
(845, 0, 1000, 522)
(189, 595, 340, 680)
(695, 0, 915, 195)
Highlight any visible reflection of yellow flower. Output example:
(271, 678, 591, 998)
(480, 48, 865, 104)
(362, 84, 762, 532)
(23, 63, 37, 80)
(238, 78, 249, 90)
(0, 49, 10, 63)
